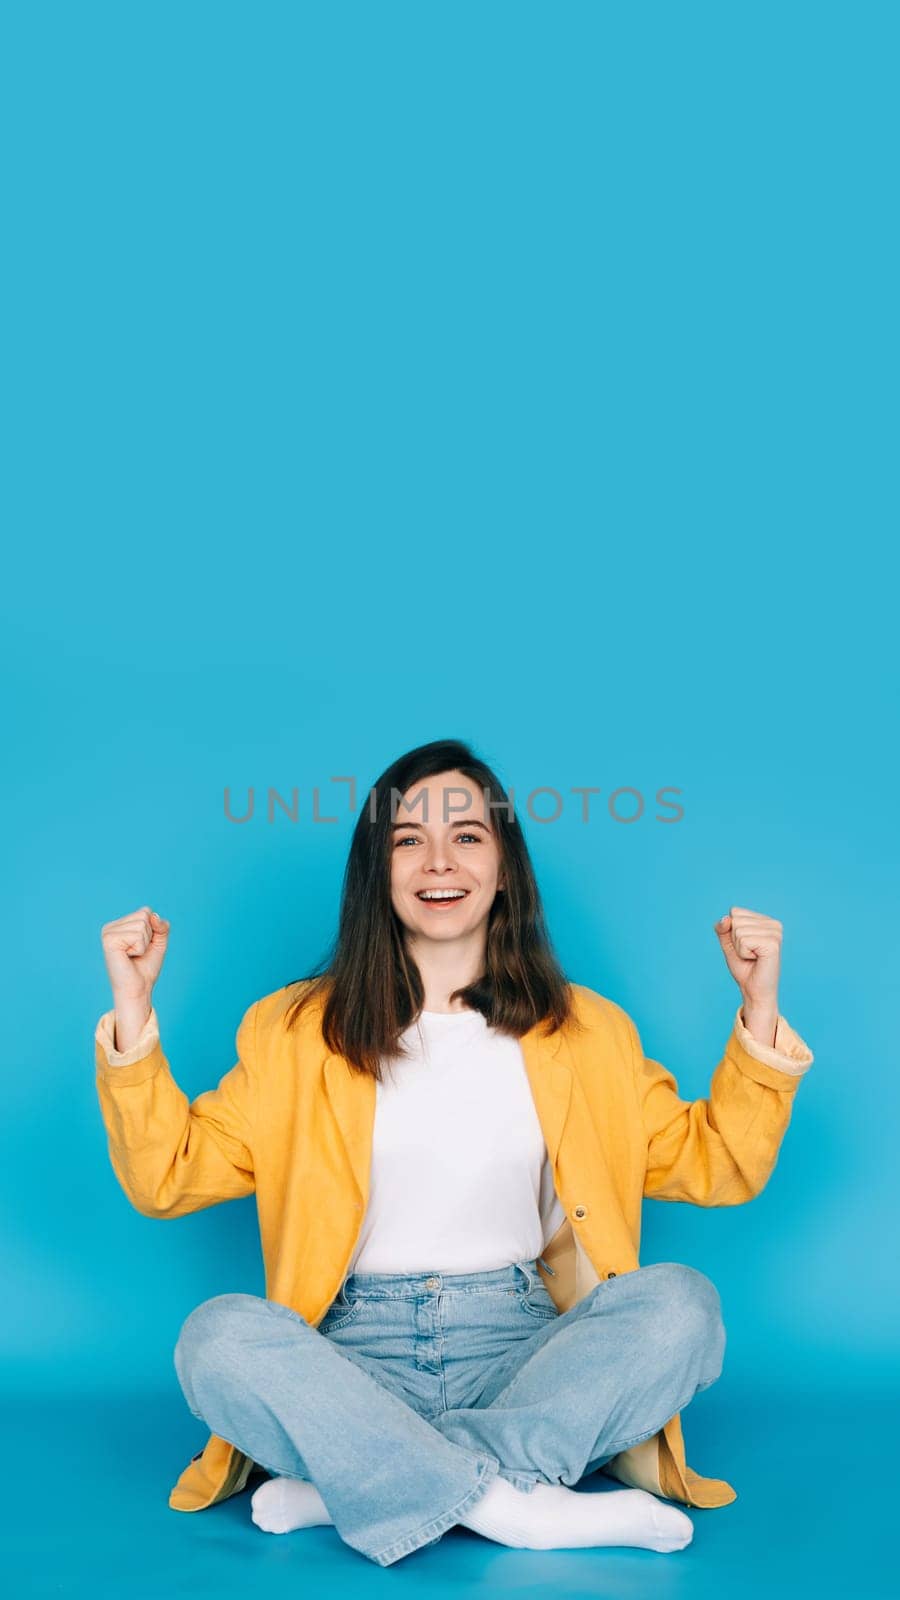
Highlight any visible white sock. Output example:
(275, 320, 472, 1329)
(250, 1475, 333, 1534)
(459, 1475, 694, 1553)
(251, 1469, 694, 1555)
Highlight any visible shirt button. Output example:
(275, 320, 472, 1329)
(425, 1276, 440, 1289)
(608, 1271, 617, 1279)
(573, 1205, 588, 1219)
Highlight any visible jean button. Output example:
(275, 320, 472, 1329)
(425, 1276, 440, 1289)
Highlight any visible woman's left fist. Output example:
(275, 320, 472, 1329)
(714, 906, 782, 1045)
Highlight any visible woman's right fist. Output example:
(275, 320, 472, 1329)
(101, 906, 170, 1001)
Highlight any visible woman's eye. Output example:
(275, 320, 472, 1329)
(394, 832, 481, 847)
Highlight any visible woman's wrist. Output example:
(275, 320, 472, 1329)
(112, 992, 154, 1053)
(739, 1000, 778, 1050)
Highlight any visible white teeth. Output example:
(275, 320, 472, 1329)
(418, 890, 467, 900)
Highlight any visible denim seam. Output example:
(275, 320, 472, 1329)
(349, 1287, 525, 1302)
(603, 1384, 708, 1458)
(501, 1469, 541, 1493)
(519, 1304, 559, 1321)
(370, 1452, 501, 1567)
(318, 1307, 365, 1333)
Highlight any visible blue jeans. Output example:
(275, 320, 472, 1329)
(173, 1258, 725, 1568)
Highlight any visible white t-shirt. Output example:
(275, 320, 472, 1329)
(348, 1006, 567, 1275)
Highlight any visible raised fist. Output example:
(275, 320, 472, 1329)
(101, 906, 170, 1003)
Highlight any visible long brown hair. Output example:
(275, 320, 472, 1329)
(283, 737, 576, 1078)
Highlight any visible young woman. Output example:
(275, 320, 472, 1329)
(96, 737, 814, 1569)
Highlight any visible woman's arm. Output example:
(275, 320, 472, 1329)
(96, 905, 258, 1217)
(95, 1001, 259, 1217)
(632, 1007, 813, 1204)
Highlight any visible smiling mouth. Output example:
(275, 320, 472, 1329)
(416, 890, 470, 904)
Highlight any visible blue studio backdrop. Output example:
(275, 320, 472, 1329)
(2, 3, 897, 1598)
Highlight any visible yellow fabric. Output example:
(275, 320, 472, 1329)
(94, 981, 813, 1513)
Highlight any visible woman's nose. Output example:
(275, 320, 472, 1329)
(424, 850, 456, 872)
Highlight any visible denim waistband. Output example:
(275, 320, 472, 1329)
(343, 1257, 554, 1298)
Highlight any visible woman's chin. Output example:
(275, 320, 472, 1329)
(399, 904, 489, 941)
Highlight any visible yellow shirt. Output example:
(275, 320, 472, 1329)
(94, 980, 813, 1514)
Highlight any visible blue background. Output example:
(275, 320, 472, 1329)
(3, 2, 897, 1595)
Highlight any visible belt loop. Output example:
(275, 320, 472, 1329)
(537, 1255, 556, 1278)
(514, 1260, 534, 1292)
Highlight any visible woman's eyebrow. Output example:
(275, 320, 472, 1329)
(390, 818, 491, 832)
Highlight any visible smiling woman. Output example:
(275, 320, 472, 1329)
(388, 776, 510, 1004)
(283, 739, 576, 1071)
(96, 734, 814, 1568)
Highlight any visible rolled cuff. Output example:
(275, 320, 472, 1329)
(733, 1006, 813, 1077)
(95, 1006, 160, 1066)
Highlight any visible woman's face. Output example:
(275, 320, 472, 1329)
(389, 769, 505, 944)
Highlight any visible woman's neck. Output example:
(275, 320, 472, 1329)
(405, 931, 486, 1013)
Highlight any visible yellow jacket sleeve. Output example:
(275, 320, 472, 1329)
(632, 1006, 814, 1205)
(94, 1001, 259, 1218)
